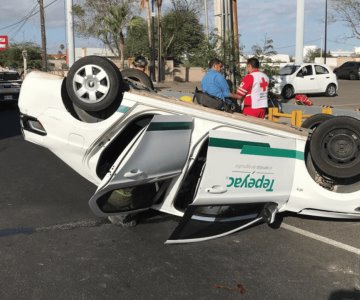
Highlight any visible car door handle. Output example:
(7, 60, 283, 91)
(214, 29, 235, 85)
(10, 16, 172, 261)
(124, 169, 145, 179)
(326, 77, 330, 79)
(310, 78, 315, 80)
(205, 185, 227, 194)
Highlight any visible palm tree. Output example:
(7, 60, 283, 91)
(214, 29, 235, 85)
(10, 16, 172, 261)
(102, 4, 131, 69)
(140, 0, 152, 49)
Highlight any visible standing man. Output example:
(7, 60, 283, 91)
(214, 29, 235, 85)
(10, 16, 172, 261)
(201, 58, 241, 110)
(237, 57, 269, 118)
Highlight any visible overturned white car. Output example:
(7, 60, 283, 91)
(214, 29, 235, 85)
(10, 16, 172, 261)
(19, 56, 360, 243)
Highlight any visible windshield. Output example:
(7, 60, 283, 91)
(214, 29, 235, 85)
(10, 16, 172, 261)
(0, 72, 21, 81)
(279, 65, 300, 76)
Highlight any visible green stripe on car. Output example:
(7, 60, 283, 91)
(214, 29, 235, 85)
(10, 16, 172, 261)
(209, 137, 270, 149)
(241, 145, 304, 160)
(209, 137, 304, 160)
(117, 105, 130, 113)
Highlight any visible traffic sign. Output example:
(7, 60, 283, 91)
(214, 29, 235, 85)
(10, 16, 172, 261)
(0, 36, 8, 51)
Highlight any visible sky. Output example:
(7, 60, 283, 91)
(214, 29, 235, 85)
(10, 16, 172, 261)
(0, 0, 358, 56)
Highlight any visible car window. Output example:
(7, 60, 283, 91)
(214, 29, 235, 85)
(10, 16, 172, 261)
(297, 65, 313, 77)
(279, 65, 299, 75)
(315, 65, 329, 75)
(0, 73, 20, 81)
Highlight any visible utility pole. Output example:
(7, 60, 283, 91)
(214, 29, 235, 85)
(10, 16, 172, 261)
(38, 0, 47, 71)
(295, 0, 304, 65)
(324, 0, 328, 64)
(65, 0, 75, 67)
(151, 0, 156, 82)
(204, 0, 209, 39)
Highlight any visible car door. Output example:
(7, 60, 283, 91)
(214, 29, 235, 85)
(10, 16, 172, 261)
(341, 62, 353, 78)
(294, 65, 318, 93)
(167, 129, 301, 244)
(314, 65, 333, 92)
(88, 114, 193, 217)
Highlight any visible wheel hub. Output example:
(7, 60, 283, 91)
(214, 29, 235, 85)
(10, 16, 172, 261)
(72, 64, 110, 104)
(85, 76, 98, 90)
(325, 131, 359, 163)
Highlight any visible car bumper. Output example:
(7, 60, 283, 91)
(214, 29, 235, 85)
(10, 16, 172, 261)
(0, 90, 20, 103)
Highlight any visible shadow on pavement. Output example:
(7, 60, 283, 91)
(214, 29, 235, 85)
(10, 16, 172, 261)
(0, 105, 21, 140)
(328, 289, 360, 300)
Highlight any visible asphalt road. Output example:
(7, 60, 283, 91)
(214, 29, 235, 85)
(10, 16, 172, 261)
(0, 82, 360, 299)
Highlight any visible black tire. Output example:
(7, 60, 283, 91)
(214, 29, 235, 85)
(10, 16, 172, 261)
(349, 73, 356, 80)
(282, 85, 294, 99)
(325, 84, 337, 97)
(301, 114, 334, 130)
(72, 102, 120, 123)
(66, 56, 124, 112)
(121, 68, 154, 91)
(309, 116, 360, 179)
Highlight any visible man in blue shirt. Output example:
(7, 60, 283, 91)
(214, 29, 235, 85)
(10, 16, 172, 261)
(201, 58, 240, 110)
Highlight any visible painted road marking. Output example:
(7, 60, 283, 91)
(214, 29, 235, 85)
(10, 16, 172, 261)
(282, 223, 360, 256)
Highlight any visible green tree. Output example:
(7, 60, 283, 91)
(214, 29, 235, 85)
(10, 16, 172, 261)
(331, 0, 360, 39)
(72, 0, 138, 68)
(0, 42, 41, 70)
(251, 34, 277, 62)
(125, 16, 150, 58)
(161, 3, 205, 64)
(304, 48, 323, 62)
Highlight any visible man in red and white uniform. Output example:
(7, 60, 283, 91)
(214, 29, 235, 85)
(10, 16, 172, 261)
(237, 57, 269, 118)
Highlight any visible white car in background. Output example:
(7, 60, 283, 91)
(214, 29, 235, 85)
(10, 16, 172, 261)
(271, 63, 338, 99)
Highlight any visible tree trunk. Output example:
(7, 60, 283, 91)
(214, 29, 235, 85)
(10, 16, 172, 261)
(145, 0, 152, 48)
(157, 4, 162, 82)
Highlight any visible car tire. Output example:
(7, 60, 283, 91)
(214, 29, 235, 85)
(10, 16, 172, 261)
(301, 113, 334, 130)
(121, 68, 154, 91)
(72, 101, 120, 123)
(309, 116, 360, 179)
(281, 85, 294, 99)
(66, 56, 124, 112)
(325, 84, 337, 97)
(349, 73, 356, 80)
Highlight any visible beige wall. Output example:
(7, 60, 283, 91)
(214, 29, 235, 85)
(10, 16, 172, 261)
(47, 57, 207, 82)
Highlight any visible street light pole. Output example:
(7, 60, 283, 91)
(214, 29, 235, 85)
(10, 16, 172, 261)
(65, 0, 75, 67)
(324, 0, 328, 64)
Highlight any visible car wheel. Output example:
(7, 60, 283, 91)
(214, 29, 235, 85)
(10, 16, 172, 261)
(66, 56, 124, 112)
(301, 113, 334, 130)
(325, 84, 337, 97)
(309, 116, 360, 179)
(72, 101, 120, 123)
(349, 73, 356, 80)
(281, 85, 294, 99)
(121, 68, 154, 91)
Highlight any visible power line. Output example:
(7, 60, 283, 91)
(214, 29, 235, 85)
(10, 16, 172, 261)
(0, 0, 60, 32)
(9, 4, 40, 38)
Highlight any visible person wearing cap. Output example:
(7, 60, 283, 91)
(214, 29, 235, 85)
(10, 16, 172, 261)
(236, 57, 269, 118)
(133, 55, 148, 72)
